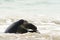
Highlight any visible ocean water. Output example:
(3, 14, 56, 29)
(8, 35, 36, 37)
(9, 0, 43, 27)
(0, 0, 60, 40)
(0, 0, 60, 33)
(0, 15, 60, 33)
(0, 0, 60, 16)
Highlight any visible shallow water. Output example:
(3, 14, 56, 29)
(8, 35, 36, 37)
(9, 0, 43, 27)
(0, 0, 60, 40)
(0, 15, 60, 34)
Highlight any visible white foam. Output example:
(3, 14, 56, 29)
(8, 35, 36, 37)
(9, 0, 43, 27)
(0, 15, 60, 34)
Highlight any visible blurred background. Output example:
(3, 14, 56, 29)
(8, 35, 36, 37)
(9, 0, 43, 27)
(0, 0, 60, 17)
